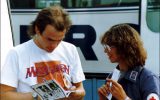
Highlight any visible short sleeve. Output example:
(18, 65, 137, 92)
(70, 46, 85, 83)
(140, 69, 160, 100)
(1, 49, 19, 88)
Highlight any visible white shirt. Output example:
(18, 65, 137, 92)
(1, 39, 85, 92)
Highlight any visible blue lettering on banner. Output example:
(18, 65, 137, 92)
(64, 25, 98, 60)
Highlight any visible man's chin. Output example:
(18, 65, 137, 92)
(46, 49, 54, 53)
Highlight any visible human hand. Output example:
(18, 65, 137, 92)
(98, 83, 110, 100)
(67, 86, 84, 100)
(106, 79, 127, 100)
(69, 86, 76, 91)
(59, 84, 85, 100)
(67, 82, 85, 100)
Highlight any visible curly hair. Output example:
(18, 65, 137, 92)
(101, 24, 147, 69)
(27, 5, 72, 38)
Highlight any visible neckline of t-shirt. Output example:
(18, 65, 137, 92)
(31, 39, 61, 54)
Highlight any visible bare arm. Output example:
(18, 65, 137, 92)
(0, 84, 34, 100)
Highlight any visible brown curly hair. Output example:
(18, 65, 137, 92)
(27, 5, 72, 38)
(101, 24, 147, 69)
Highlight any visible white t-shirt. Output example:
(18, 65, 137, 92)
(1, 39, 85, 93)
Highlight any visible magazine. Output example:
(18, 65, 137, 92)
(31, 61, 73, 100)
(31, 79, 73, 100)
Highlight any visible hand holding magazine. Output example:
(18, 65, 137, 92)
(31, 79, 74, 100)
(31, 61, 74, 100)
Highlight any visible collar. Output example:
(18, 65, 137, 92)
(116, 65, 144, 83)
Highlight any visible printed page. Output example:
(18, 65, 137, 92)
(35, 61, 66, 89)
(31, 80, 69, 99)
(31, 61, 73, 99)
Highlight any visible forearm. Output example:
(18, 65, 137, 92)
(1, 91, 33, 100)
(68, 89, 85, 100)
(58, 89, 85, 100)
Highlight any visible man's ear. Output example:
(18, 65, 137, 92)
(35, 26, 40, 35)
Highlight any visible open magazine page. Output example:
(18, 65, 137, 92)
(31, 61, 73, 100)
(31, 79, 72, 100)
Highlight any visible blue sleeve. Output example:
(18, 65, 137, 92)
(140, 69, 160, 100)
